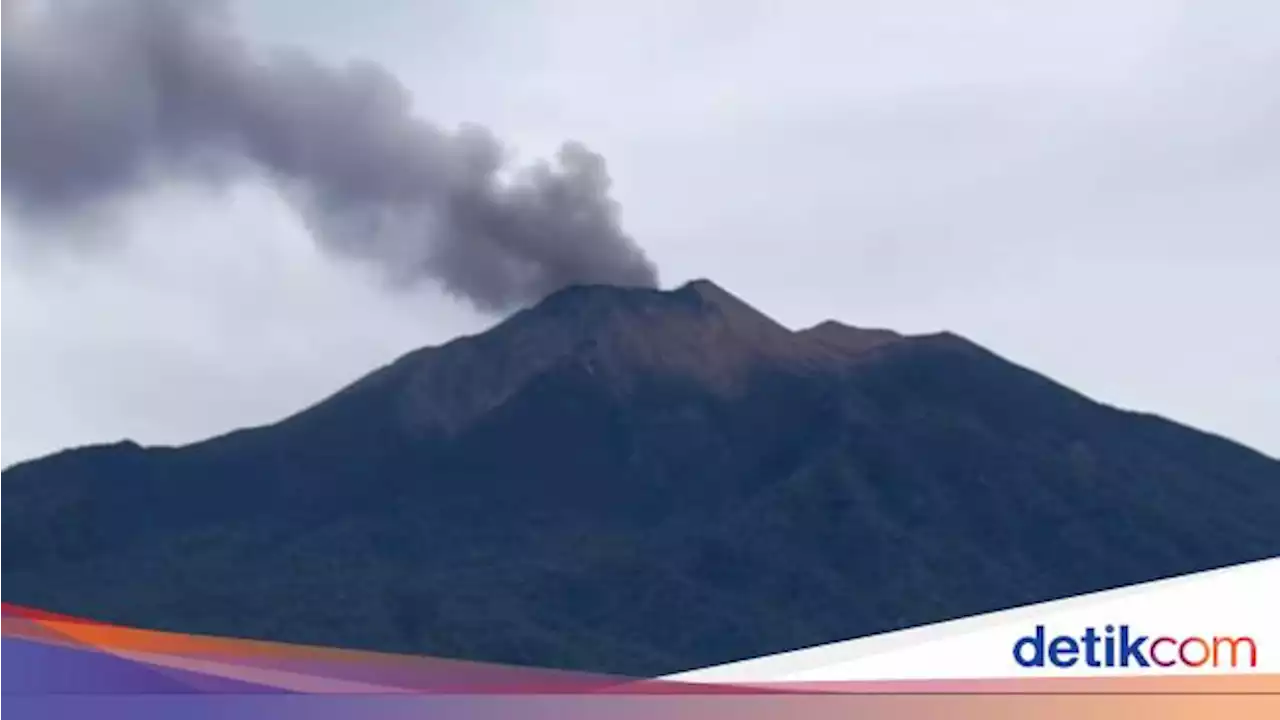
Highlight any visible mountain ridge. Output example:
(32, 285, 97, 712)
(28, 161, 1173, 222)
(0, 279, 1052, 462)
(246, 278, 925, 442)
(3, 278, 1278, 676)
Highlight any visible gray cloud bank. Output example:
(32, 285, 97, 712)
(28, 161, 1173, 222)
(1, 0, 658, 312)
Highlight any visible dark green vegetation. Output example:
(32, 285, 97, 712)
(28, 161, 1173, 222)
(4, 280, 1279, 676)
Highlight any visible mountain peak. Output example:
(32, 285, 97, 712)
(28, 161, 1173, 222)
(672, 278, 774, 320)
(371, 278, 914, 436)
(510, 278, 786, 341)
(526, 278, 746, 319)
(674, 277, 731, 301)
(798, 319, 904, 356)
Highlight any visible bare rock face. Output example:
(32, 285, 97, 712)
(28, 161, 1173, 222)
(347, 279, 908, 437)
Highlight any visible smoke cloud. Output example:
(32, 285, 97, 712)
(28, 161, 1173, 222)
(1, 0, 659, 312)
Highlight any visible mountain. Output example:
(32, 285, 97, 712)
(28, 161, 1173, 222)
(4, 279, 1279, 676)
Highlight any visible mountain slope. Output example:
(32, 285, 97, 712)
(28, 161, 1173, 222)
(4, 279, 1279, 676)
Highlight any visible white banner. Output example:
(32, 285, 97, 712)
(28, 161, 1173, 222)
(669, 557, 1278, 682)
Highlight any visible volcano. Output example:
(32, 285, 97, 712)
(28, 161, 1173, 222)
(4, 279, 1278, 676)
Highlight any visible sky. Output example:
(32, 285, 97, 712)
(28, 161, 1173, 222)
(2, 0, 1277, 466)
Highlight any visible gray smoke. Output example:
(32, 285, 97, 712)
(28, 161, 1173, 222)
(1, 0, 659, 312)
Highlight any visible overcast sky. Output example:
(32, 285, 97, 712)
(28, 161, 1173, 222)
(2, 0, 1277, 466)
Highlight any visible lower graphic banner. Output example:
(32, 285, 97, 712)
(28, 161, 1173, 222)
(4, 559, 1279, 718)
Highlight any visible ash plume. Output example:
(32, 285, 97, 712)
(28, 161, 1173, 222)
(1, 0, 659, 312)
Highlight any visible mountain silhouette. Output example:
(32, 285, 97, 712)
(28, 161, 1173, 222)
(4, 279, 1279, 676)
